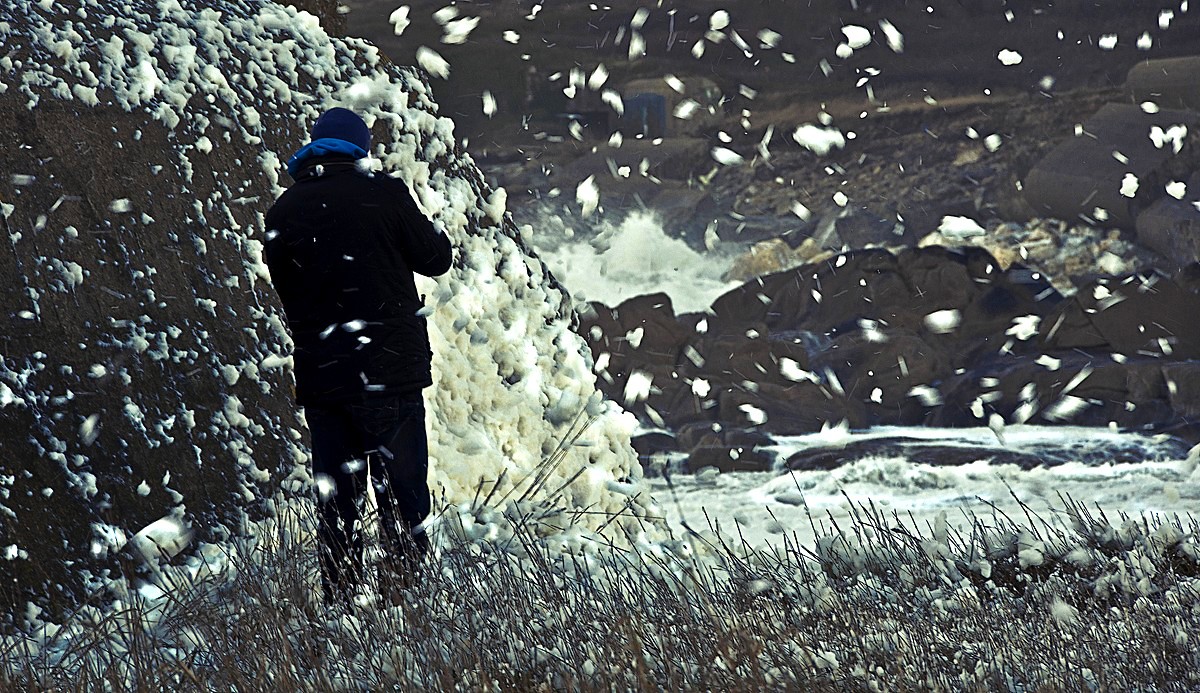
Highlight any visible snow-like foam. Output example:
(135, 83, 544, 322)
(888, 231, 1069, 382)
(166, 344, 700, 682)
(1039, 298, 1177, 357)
(530, 211, 740, 314)
(650, 426, 1199, 549)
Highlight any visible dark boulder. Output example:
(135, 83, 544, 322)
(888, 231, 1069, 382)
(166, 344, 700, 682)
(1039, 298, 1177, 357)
(1126, 56, 1200, 112)
(1136, 191, 1200, 272)
(630, 431, 678, 474)
(1023, 104, 1200, 228)
(683, 426, 776, 473)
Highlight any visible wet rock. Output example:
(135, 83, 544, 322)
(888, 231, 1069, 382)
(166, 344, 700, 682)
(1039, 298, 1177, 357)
(583, 293, 688, 389)
(1023, 104, 1200, 228)
(1049, 273, 1200, 359)
(786, 439, 1054, 472)
(808, 206, 913, 251)
(581, 246, 1200, 450)
(785, 433, 1191, 472)
(671, 423, 774, 473)
(1135, 173, 1200, 270)
(686, 444, 774, 473)
(631, 431, 678, 473)
(684, 435, 774, 473)
(1163, 363, 1200, 419)
(1126, 56, 1200, 112)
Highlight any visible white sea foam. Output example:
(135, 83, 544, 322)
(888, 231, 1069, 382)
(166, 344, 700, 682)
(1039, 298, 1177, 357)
(649, 426, 1198, 548)
(530, 211, 741, 314)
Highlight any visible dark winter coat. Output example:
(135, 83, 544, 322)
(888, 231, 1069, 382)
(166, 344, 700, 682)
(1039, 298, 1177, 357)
(264, 154, 453, 406)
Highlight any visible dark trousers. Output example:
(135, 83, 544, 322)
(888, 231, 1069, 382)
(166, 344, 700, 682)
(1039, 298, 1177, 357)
(305, 393, 431, 603)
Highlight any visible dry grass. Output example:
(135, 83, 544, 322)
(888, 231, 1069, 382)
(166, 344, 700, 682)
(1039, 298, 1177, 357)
(2, 480, 1198, 691)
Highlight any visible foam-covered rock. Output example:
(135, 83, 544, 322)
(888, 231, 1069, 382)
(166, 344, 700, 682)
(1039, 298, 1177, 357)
(0, 0, 644, 620)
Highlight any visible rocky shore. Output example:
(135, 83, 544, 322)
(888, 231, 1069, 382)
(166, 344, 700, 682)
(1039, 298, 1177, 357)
(579, 247, 1200, 472)
(342, 1, 1200, 470)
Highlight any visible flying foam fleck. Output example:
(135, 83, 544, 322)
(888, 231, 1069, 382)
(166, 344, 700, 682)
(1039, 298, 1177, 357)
(442, 16, 480, 45)
(924, 309, 962, 334)
(792, 124, 845, 155)
(416, 46, 450, 79)
(878, 19, 904, 52)
(997, 49, 1023, 66)
(841, 25, 871, 50)
(576, 175, 600, 217)
(757, 29, 781, 49)
(623, 370, 653, 404)
(711, 147, 744, 165)
(388, 6, 410, 35)
(1120, 173, 1139, 198)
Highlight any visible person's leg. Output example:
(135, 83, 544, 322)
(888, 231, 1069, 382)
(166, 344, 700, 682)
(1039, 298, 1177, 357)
(305, 404, 369, 605)
(351, 394, 432, 568)
(374, 395, 432, 565)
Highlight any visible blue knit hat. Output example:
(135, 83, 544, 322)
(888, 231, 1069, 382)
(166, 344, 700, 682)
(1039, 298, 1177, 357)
(310, 107, 371, 151)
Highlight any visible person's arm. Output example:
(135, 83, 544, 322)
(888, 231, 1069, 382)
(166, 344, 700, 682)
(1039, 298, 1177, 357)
(394, 182, 454, 277)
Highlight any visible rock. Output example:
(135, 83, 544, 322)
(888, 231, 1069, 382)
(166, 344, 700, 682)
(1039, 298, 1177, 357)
(1163, 363, 1200, 419)
(716, 382, 869, 434)
(630, 431, 678, 474)
(810, 205, 913, 250)
(1126, 56, 1200, 112)
(931, 355, 1184, 430)
(612, 294, 690, 362)
(648, 185, 722, 244)
(1135, 172, 1200, 270)
(685, 331, 786, 379)
(580, 293, 707, 428)
(919, 218, 1161, 294)
(786, 439, 1054, 471)
(583, 293, 688, 360)
(1050, 273, 1200, 359)
(1023, 103, 1200, 228)
(686, 444, 773, 473)
(723, 238, 833, 284)
(785, 433, 1191, 472)
(808, 329, 950, 422)
(676, 422, 779, 473)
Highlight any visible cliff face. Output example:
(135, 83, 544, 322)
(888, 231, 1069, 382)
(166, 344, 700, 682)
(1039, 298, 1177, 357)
(0, 0, 641, 621)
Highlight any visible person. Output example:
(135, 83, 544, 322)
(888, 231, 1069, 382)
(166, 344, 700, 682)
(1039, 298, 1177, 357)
(264, 107, 453, 605)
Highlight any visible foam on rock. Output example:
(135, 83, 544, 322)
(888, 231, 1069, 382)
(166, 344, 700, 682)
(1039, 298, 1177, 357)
(0, 0, 647, 620)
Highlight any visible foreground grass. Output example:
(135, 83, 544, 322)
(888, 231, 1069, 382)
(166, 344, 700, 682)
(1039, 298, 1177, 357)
(2, 488, 1198, 691)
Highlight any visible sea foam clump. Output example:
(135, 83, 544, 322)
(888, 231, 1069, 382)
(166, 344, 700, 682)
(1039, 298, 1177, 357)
(0, 0, 653, 622)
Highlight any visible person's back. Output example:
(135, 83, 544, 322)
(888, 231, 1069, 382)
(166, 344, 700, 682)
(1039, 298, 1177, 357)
(266, 153, 451, 403)
(265, 107, 453, 605)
